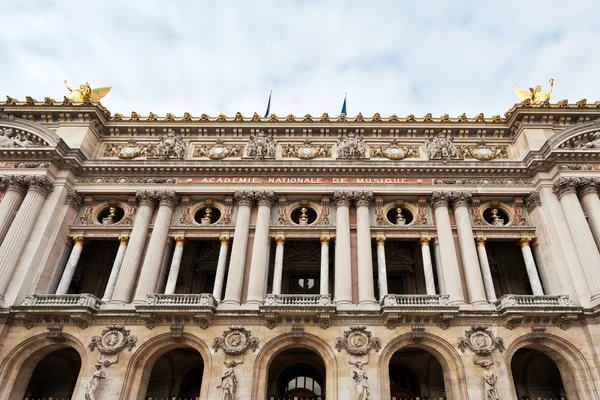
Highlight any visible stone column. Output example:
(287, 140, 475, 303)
(432, 238, 445, 294)
(212, 236, 230, 301)
(334, 191, 353, 305)
(519, 237, 544, 296)
(375, 236, 388, 299)
(102, 236, 129, 301)
(475, 237, 497, 302)
(0, 176, 53, 301)
(354, 191, 376, 305)
(578, 178, 600, 250)
(553, 178, 600, 300)
(271, 236, 285, 295)
(222, 191, 254, 305)
(431, 192, 465, 304)
(133, 191, 178, 303)
(164, 236, 186, 295)
(320, 236, 330, 295)
(55, 236, 87, 295)
(420, 237, 436, 295)
(0, 176, 27, 243)
(246, 191, 274, 305)
(155, 238, 174, 293)
(451, 192, 487, 304)
(109, 191, 157, 304)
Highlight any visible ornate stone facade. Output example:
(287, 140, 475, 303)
(1, 99, 600, 399)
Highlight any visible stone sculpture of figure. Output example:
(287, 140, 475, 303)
(337, 132, 366, 159)
(0, 128, 38, 148)
(299, 207, 309, 225)
(426, 132, 461, 161)
(201, 207, 213, 225)
(352, 363, 370, 400)
(583, 132, 600, 149)
(217, 361, 238, 400)
(490, 208, 504, 226)
(396, 208, 406, 226)
(103, 207, 118, 225)
(246, 131, 276, 159)
(483, 368, 501, 400)
(85, 364, 106, 400)
(154, 130, 186, 160)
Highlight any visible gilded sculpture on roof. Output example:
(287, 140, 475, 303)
(64, 80, 112, 103)
(513, 78, 554, 104)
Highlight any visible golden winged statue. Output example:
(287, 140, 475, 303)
(513, 78, 554, 104)
(64, 80, 112, 103)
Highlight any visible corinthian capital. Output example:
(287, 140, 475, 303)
(2, 175, 28, 194)
(524, 191, 541, 212)
(577, 177, 599, 197)
(64, 188, 82, 209)
(157, 190, 178, 208)
(450, 191, 472, 208)
(254, 191, 275, 207)
(333, 191, 352, 207)
(234, 190, 255, 207)
(431, 191, 452, 209)
(552, 177, 580, 198)
(352, 191, 373, 207)
(136, 190, 158, 207)
(27, 175, 54, 196)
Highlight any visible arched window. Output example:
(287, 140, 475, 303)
(277, 364, 324, 398)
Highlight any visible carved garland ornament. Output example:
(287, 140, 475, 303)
(459, 140, 508, 160)
(281, 139, 332, 159)
(457, 325, 505, 356)
(371, 139, 419, 160)
(193, 139, 244, 159)
(212, 325, 260, 355)
(103, 139, 154, 159)
(334, 325, 381, 356)
(89, 325, 138, 367)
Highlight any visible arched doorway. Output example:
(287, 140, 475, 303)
(23, 347, 81, 399)
(267, 348, 326, 399)
(145, 347, 204, 399)
(389, 348, 446, 399)
(511, 348, 566, 399)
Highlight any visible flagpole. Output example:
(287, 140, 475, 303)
(264, 90, 272, 118)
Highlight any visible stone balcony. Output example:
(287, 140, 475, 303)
(12, 293, 103, 329)
(494, 294, 582, 329)
(135, 293, 218, 329)
(380, 294, 460, 329)
(260, 294, 336, 329)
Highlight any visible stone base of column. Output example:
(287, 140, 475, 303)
(356, 301, 380, 311)
(101, 302, 136, 311)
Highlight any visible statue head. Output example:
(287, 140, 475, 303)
(205, 207, 212, 217)
(491, 208, 499, 218)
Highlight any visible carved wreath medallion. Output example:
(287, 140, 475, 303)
(89, 325, 137, 366)
(459, 140, 508, 161)
(371, 140, 419, 160)
(334, 326, 381, 356)
(281, 140, 332, 160)
(457, 325, 505, 356)
(193, 140, 244, 160)
(212, 325, 259, 355)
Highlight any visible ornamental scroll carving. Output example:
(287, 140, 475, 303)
(337, 131, 367, 159)
(459, 140, 508, 160)
(245, 131, 276, 159)
(281, 139, 332, 159)
(212, 326, 259, 356)
(89, 325, 137, 367)
(103, 139, 154, 159)
(371, 139, 419, 160)
(426, 132, 462, 161)
(193, 139, 244, 159)
(334, 326, 381, 356)
(457, 325, 505, 356)
(0, 127, 49, 147)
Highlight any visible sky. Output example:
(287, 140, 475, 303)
(2, 1, 600, 118)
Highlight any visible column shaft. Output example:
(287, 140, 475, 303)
(420, 238, 436, 295)
(520, 238, 544, 296)
(133, 193, 178, 302)
(271, 237, 285, 295)
(0, 178, 51, 300)
(155, 238, 174, 293)
(355, 193, 376, 304)
(222, 192, 253, 305)
(431, 192, 465, 304)
(212, 236, 230, 301)
(245, 192, 274, 304)
(375, 237, 388, 299)
(334, 192, 353, 304)
(320, 236, 330, 295)
(164, 237, 186, 295)
(452, 195, 487, 304)
(475, 237, 497, 301)
(110, 192, 156, 303)
(0, 180, 27, 244)
(102, 236, 129, 301)
(55, 237, 86, 295)
(433, 239, 445, 294)
(579, 188, 600, 250)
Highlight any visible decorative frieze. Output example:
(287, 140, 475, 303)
(193, 140, 244, 159)
(281, 139, 332, 159)
(73, 177, 177, 184)
(371, 139, 419, 160)
(104, 139, 154, 159)
(0, 127, 49, 147)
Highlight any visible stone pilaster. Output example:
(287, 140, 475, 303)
(246, 191, 274, 305)
(271, 236, 285, 295)
(553, 177, 600, 301)
(419, 237, 436, 295)
(333, 191, 353, 305)
(519, 237, 545, 296)
(133, 191, 178, 303)
(320, 236, 330, 296)
(0, 176, 27, 243)
(213, 236, 230, 301)
(110, 190, 157, 303)
(102, 236, 129, 301)
(375, 236, 388, 300)
(353, 191, 376, 305)
(55, 236, 87, 295)
(431, 191, 465, 304)
(451, 191, 487, 304)
(475, 237, 497, 301)
(222, 191, 254, 305)
(0, 176, 53, 301)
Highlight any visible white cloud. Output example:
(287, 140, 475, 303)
(2, 0, 600, 118)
